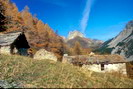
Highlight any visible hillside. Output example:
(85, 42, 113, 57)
(0, 54, 133, 88)
(97, 20, 133, 61)
(0, 0, 64, 60)
(0, 0, 104, 58)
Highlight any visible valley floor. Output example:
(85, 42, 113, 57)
(0, 54, 133, 88)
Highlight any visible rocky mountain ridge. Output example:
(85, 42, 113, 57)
(67, 30, 84, 40)
(65, 30, 103, 49)
(99, 20, 133, 61)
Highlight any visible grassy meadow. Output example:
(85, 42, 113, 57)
(0, 54, 133, 88)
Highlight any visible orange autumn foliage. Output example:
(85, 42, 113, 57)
(0, 0, 65, 61)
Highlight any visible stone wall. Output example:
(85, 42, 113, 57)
(62, 56, 74, 63)
(126, 62, 133, 79)
(0, 46, 11, 55)
(82, 63, 127, 74)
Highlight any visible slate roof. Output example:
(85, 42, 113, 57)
(0, 31, 23, 46)
(64, 54, 127, 64)
(86, 55, 127, 64)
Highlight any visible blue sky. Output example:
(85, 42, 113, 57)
(11, 0, 133, 41)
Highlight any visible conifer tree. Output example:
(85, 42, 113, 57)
(0, 1, 6, 32)
(44, 31, 51, 51)
(73, 41, 82, 55)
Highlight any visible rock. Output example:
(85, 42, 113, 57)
(33, 49, 57, 61)
(63, 54, 68, 56)
(89, 52, 95, 56)
(67, 30, 84, 40)
(0, 80, 12, 88)
(0, 80, 23, 88)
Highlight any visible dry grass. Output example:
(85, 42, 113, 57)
(0, 54, 133, 88)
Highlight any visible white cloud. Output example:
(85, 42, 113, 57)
(80, 0, 96, 34)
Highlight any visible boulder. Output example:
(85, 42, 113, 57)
(89, 52, 95, 56)
(33, 49, 57, 61)
(0, 80, 23, 88)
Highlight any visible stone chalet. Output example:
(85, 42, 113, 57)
(0, 31, 30, 56)
(63, 54, 128, 74)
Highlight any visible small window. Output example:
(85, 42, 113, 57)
(101, 64, 104, 71)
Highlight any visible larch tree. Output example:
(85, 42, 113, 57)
(44, 31, 51, 51)
(73, 41, 82, 55)
(0, 0, 66, 61)
(0, 1, 6, 32)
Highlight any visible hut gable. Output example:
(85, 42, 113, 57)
(0, 31, 22, 46)
(0, 31, 30, 56)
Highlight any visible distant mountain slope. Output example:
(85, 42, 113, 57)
(98, 20, 133, 61)
(65, 30, 103, 49)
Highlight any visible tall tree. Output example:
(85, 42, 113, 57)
(0, 1, 6, 32)
(0, 0, 66, 61)
(73, 41, 82, 55)
(44, 31, 51, 51)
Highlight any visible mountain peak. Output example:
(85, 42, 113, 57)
(67, 30, 84, 40)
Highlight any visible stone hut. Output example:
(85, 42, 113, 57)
(63, 54, 127, 74)
(0, 31, 30, 56)
(126, 61, 133, 79)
